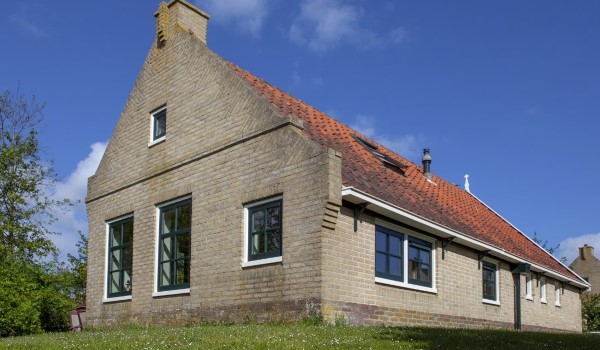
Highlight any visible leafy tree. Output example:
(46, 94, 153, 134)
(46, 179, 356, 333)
(582, 293, 600, 332)
(0, 89, 72, 263)
(0, 89, 76, 336)
(65, 231, 87, 306)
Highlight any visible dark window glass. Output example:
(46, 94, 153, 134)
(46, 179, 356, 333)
(248, 200, 282, 261)
(107, 217, 134, 298)
(158, 199, 191, 291)
(374, 226, 403, 282)
(408, 237, 433, 287)
(153, 108, 166, 140)
(482, 261, 497, 300)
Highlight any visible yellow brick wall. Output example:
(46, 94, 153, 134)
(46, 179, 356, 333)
(321, 207, 582, 332)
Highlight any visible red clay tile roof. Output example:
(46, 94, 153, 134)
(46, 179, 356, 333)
(226, 62, 582, 284)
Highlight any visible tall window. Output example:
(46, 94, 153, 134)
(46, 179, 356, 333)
(107, 217, 133, 298)
(158, 199, 191, 291)
(554, 281, 561, 306)
(374, 225, 435, 290)
(247, 199, 282, 262)
(540, 277, 547, 303)
(482, 261, 498, 302)
(375, 226, 403, 281)
(151, 106, 167, 142)
(525, 273, 533, 300)
(408, 237, 432, 287)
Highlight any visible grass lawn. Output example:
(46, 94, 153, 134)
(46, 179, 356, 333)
(1, 323, 598, 349)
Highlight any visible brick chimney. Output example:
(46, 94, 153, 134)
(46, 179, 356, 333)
(579, 244, 595, 260)
(155, 0, 210, 46)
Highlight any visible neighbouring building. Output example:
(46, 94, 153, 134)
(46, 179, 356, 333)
(86, 0, 589, 332)
(570, 245, 600, 293)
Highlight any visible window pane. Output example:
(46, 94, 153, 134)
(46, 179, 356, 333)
(375, 231, 386, 252)
(177, 234, 190, 259)
(408, 246, 419, 261)
(266, 206, 280, 229)
(176, 259, 189, 285)
(111, 250, 121, 271)
(421, 250, 430, 264)
(420, 264, 430, 283)
(122, 221, 133, 244)
(124, 270, 132, 292)
(154, 110, 166, 139)
(111, 225, 122, 247)
(163, 209, 176, 233)
(267, 230, 280, 252)
(389, 256, 401, 277)
(375, 252, 387, 274)
(161, 262, 172, 286)
(409, 260, 418, 279)
(110, 271, 121, 294)
(251, 232, 264, 255)
(162, 236, 173, 260)
(177, 203, 191, 230)
(122, 246, 132, 269)
(252, 210, 265, 232)
(389, 235, 401, 256)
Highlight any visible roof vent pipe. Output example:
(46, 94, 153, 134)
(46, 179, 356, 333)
(422, 148, 432, 181)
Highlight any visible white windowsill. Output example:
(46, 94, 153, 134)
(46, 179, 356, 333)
(555, 302, 561, 307)
(375, 277, 437, 294)
(152, 288, 190, 297)
(148, 136, 166, 147)
(525, 295, 533, 301)
(540, 298, 547, 304)
(103, 295, 132, 303)
(242, 256, 282, 268)
(482, 298, 500, 306)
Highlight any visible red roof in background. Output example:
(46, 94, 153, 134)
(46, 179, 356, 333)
(226, 62, 582, 284)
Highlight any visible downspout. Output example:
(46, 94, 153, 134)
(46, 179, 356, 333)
(511, 263, 531, 331)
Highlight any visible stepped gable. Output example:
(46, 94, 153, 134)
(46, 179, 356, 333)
(226, 62, 579, 282)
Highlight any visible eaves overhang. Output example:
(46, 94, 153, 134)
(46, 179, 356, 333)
(341, 186, 590, 289)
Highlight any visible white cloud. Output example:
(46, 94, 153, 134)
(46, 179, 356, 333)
(50, 142, 107, 259)
(558, 232, 600, 265)
(350, 115, 423, 159)
(290, 0, 407, 53)
(9, 4, 53, 38)
(200, 0, 273, 38)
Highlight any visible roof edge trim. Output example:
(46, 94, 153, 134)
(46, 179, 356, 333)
(341, 186, 589, 289)
(464, 190, 591, 290)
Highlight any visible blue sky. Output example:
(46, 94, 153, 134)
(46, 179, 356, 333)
(1, 0, 599, 263)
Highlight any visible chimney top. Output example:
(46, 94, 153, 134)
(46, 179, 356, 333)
(422, 148, 432, 181)
(155, 0, 210, 46)
(579, 244, 595, 260)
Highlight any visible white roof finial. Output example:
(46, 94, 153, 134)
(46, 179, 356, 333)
(464, 174, 470, 193)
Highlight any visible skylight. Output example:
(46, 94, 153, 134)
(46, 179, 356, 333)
(352, 134, 408, 175)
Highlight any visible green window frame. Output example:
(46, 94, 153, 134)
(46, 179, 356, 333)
(248, 199, 282, 261)
(482, 261, 497, 301)
(152, 107, 166, 141)
(107, 217, 133, 298)
(158, 199, 191, 291)
(375, 226, 403, 282)
(408, 237, 432, 287)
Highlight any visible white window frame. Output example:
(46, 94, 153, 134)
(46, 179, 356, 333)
(152, 195, 192, 297)
(482, 257, 500, 306)
(242, 196, 283, 268)
(554, 281, 561, 307)
(103, 214, 134, 303)
(374, 219, 437, 294)
(540, 276, 547, 304)
(525, 273, 533, 300)
(149, 105, 167, 147)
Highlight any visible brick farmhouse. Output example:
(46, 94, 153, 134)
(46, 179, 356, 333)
(86, 0, 589, 332)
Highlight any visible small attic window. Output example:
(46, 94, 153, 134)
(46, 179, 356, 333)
(352, 134, 407, 175)
(149, 106, 167, 147)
